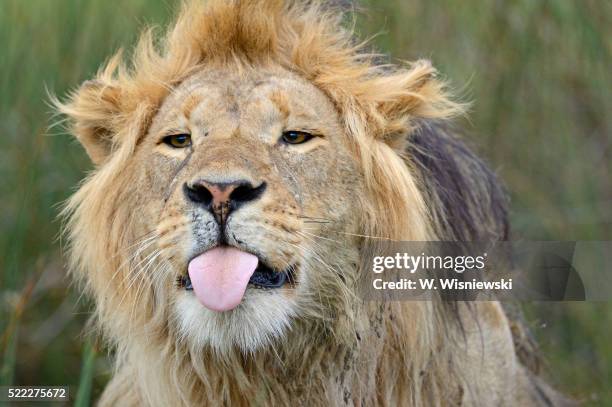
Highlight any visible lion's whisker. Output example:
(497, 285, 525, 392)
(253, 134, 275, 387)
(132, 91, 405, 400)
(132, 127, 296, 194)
(298, 230, 342, 244)
(116, 249, 162, 310)
(128, 257, 170, 336)
(301, 228, 397, 242)
(102, 234, 160, 297)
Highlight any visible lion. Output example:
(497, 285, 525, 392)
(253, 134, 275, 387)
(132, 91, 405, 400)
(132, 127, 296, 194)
(56, 1, 570, 406)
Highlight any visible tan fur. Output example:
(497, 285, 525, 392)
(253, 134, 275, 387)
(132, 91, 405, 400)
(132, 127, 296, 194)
(56, 1, 560, 406)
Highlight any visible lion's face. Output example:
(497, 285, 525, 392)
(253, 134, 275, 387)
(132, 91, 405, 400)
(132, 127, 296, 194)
(129, 66, 361, 352)
(60, 0, 455, 359)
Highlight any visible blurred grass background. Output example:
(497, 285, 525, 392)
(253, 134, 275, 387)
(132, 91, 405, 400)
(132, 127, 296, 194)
(0, 0, 610, 404)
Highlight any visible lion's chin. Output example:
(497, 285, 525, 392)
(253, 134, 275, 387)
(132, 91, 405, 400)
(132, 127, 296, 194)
(173, 289, 297, 354)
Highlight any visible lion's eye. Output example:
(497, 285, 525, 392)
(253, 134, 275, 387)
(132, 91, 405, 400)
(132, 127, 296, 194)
(163, 134, 192, 148)
(281, 131, 314, 145)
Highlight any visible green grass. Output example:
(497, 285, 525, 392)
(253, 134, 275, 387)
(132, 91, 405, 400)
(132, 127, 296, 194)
(1, 0, 610, 404)
(74, 338, 97, 407)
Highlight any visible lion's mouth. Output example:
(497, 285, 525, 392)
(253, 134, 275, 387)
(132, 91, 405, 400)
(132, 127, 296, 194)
(248, 263, 297, 288)
(177, 262, 296, 290)
(179, 246, 298, 311)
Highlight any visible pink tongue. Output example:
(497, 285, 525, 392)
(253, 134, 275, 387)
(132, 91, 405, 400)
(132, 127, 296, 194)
(188, 247, 259, 312)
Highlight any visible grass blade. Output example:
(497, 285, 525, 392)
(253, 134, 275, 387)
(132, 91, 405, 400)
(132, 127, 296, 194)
(74, 338, 96, 407)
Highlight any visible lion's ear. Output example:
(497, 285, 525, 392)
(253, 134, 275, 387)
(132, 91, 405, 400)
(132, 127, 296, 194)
(59, 79, 122, 165)
(371, 60, 465, 143)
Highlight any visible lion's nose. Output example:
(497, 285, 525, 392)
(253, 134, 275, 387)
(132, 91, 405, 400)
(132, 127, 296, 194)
(184, 179, 266, 224)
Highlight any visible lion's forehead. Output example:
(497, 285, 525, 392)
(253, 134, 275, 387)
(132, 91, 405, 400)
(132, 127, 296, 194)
(149, 67, 340, 139)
